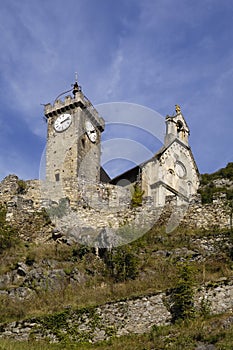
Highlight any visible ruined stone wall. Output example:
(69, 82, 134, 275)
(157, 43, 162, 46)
(0, 278, 232, 343)
(0, 176, 41, 209)
(0, 176, 231, 239)
(0, 175, 20, 203)
(181, 200, 231, 230)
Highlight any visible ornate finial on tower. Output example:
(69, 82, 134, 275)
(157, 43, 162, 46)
(175, 104, 181, 114)
(72, 72, 81, 96)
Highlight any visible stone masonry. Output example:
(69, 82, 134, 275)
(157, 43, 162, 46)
(0, 278, 232, 343)
(0, 175, 231, 243)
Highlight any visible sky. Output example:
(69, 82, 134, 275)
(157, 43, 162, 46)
(0, 0, 232, 181)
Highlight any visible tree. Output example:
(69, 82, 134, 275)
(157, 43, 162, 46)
(171, 264, 195, 322)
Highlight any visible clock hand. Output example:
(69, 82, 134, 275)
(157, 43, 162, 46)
(61, 118, 70, 124)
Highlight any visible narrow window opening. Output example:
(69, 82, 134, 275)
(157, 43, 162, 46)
(177, 120, 183, 135)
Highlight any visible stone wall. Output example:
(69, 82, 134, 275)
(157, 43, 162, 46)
(181, 200, 231, 230)
(0, 278, 232, 343)
(0, 175, 231, 244)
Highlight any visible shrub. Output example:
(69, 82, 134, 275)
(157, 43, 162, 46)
(0, 205, 19, 254)
(0, 205, 6, 225)
(131, 183, 144, 207)
(171, 264, 195, 322)
(38, 207, 52, 225)
(103, 246, 139, 282)
(0, 225, 19, 254)
(17, 179, 27, 194)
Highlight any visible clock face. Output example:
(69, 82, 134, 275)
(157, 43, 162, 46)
(54, 113, 72, 132)
(175, 162, 186, 178)
(85, 120, 97, 142)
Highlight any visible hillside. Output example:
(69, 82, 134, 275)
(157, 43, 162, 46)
(198, 162, 233, 203)
(0, 163, 233, 349)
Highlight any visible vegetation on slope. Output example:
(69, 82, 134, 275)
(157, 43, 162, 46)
(198, 162, 233, 203)
(0, 162, 233, 348)
(0, 223, 232, 323)
(201, 162, 233, 183)
(0, 204, 19, 254)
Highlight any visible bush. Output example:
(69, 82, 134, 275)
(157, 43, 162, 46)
(0, 204, 7, 225)
(103, 246, 139, 282)
(0, 205, 19, 254)
(171, 264, 195, 322)
(17, 179, 27, 194)
(131, 183, 144, 207)
(0, 225, 18, 254)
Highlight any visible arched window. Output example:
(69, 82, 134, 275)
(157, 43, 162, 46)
(176, 120, 183, 135)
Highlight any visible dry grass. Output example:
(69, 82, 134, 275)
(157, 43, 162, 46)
(0, 225, 232, 324)
(0, 273, 175, 323)
(0, 226, 232, 328)
(1, 257, 231, 325)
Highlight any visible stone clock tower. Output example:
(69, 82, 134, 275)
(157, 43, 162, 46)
(43, 81, 105, 202)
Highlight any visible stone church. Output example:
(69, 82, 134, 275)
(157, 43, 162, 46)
(43, 80, 199, 209)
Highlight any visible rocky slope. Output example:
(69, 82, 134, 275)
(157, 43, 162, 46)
(0, 163, 232, 346)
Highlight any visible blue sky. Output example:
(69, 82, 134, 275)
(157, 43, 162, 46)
(0, 0, 232, 180)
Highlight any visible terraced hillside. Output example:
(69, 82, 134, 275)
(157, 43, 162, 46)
(0, 163, 232, 349)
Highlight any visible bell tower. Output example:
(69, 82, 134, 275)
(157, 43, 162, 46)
(43, 79, 105, 202)
(164, 105, 190, 147)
